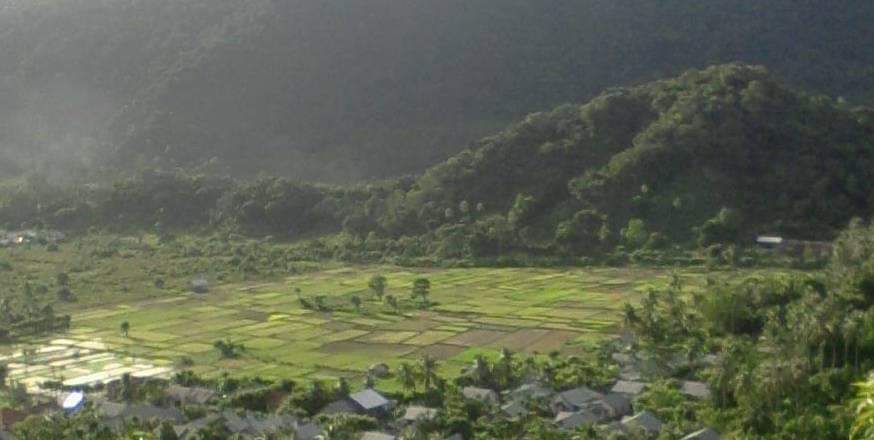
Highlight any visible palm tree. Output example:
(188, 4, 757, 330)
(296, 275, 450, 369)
(420, 355, 438, 391)
(336, 377, 350, 398)
(368, 275, 387, 301)
(398, 363, 417, 394)
(497, 348, 515, 387)
(0, 364, 7, 389)
(120, 321, 130, 338)
(472, 355, 491, 387)
(350, 296, 362, 313)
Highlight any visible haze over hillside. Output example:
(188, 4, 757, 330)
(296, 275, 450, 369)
(0, 0, 872, 181)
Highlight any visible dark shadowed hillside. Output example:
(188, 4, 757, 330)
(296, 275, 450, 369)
(0, 0, 873, 181)
(3, 65, 873, 261)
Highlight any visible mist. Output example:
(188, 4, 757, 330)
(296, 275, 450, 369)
(0, 0, 871, 184)
(0, 75, 116, 182)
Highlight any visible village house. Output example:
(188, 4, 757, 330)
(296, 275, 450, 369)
(399, 406, 439, 426)
(550, 386, 603, 414)
(595, 393, 633, 419)
(502, 382, 553, 402)
(165, 384, 217, 406)
(554, 410, 606, 431)
(321, 398, 364, 416)
(171, 410, 303, 439)
(349, 388, 394, 417)
(322, 388, 394, 418)
(95, 401, 185, 432)
(679, 381, 712, 400)
(621, 411, 663, 437)
(462, 386, 500, 405)
(610, 380, 646, 397)
(500, 400, 529, 418)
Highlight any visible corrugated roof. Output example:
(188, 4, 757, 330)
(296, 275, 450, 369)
(350, 389, 390, 410)
(622, 410, 663, 434)
(610, 380, 645, 395)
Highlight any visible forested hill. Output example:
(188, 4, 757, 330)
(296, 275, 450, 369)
(0, 0, 873, 181)
(3, 65, 873, 261)
(379, 64, 874, 251)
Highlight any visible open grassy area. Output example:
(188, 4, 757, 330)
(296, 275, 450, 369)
(1, 257, 767, 392)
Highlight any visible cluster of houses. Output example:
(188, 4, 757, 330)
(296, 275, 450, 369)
(0, 368, 721, 439)
(0, 229, 65, 248)
(307, 354, 720, 439)
(0, 383, 322, 440)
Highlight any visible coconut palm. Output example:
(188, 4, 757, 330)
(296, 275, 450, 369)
(398, 362, 417, 394)
(472, 355, 491, 387)
(120, 321, 130, 338)
(336, 377, 350, 398)
(420, 355, 438, 391)
(350, 295, 362, 313)
(496, 348, 515, 387)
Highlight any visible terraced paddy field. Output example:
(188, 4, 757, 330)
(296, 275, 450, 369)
(1, 265, 754, 392)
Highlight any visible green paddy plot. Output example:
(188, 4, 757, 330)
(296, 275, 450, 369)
(6, 266, 755, 389)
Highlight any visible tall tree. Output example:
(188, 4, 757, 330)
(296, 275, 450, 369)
(420, 355, 439, 391)
(398, 363, 417, 394)
(368, 275, 387, 301)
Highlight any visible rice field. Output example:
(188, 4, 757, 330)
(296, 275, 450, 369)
(0, 265, 737, 392)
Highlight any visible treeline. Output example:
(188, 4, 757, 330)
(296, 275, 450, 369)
(2, 65, 872, 263)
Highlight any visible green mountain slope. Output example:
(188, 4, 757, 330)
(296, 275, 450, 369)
(1, 65, 872, 260)
(384, 65, 874, 254)
(0, 1, 873, 181)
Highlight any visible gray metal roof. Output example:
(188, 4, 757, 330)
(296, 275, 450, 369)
(320, 399, 363, 415)
(401, 406, 439, 422)
(610, 380, 646, 396)
(622, 410, 663, 435)
(350, 389, 390, 410)
(165, 385, 217, 405)
(463, 387, 499, 403)
(600, 393, 633, 418)
(554, 410, 604, 431)
(505, 382, 554, 401)
(680, 381, 712, 399)
(500, 400, 529, 418)
(553, 386, 603, 408)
